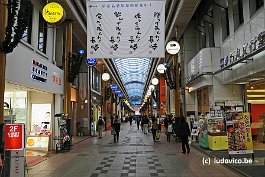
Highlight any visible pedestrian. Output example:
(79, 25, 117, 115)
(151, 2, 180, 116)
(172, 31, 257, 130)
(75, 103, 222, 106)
(136, 116, 141, 130)
(167, 122, 173, 142)
(152, 118, 158, 142)
(143, 116, 149, 134)
(129, 116, 133, 125)
(113, 118, 120, 142)
(141, 116, 144, 131)
(97, 116, 105, 138)
(179, 116, 191, 154)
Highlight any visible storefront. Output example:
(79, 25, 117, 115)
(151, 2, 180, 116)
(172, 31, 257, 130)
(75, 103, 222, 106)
(5, 43, 64, 155)
(246, 82, 265, 146)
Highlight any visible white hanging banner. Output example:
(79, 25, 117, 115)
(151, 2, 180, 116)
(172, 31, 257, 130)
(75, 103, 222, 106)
(87, 0, 165, 58)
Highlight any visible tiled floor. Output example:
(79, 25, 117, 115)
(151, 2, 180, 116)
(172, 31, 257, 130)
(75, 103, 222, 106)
(26, 123, 242, 177)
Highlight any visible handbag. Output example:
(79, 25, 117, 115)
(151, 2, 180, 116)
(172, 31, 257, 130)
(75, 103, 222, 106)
(111, 128, 115, 135)
(156, 132, 160, 140)
(188, 137, 192, 145)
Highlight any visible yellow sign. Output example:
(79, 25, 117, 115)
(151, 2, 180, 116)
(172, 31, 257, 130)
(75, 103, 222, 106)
(42, 2, 64, 23)
(227, 112, 253, 154)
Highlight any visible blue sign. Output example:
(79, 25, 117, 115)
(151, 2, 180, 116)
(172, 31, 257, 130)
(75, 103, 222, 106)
(118, 93, 123, 97)
(86, 58, 97, 66)
(79, 49, 85, 55)
(116, 90, 121, 94)
(111, 84, 118, 91)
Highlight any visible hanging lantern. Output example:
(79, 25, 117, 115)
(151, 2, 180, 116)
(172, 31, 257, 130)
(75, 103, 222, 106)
(157, 64, 166, 74)
(151, 78, 159, 85)
(166, 41, 180, 55)
(102, 73, 110, 81)
(149, 85, 155, 91)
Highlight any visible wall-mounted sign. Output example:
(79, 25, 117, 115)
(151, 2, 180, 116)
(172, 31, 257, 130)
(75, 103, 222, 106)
(166, 41, 180, 55)
(32, 60, 48, 83)
(220, 31, 265, 69)
(42, 2, 65, 24)
(111, 84, 118, 91)
(86, 58, 97, 66)
(79, 73, 87, 101)
(116, 90, 121, 94)
(4, 124, 24, 150)
(52, 72, 61, 85)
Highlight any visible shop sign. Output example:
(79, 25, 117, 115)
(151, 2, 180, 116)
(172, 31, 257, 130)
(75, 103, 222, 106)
(166, 41, 180, 55)
(111, 84, 118, 91)
(220, 31, 265, 69)
(4, 124, 24, 150)
(42, 2, 64, 24)
(31, 60, 48, 83)
(79, 73, 87, 101)
(52, 72, 61, 85)
(226, 112, 253, 155)
(86, 58, 97, 66)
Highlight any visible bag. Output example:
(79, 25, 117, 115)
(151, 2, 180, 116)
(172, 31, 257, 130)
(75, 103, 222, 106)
(111, 128, 115, 135)
(156, 132, 160, 140)
(98, 119, 103, 126)
(188, 137, 192, 145)
(167, 124, 173, 132)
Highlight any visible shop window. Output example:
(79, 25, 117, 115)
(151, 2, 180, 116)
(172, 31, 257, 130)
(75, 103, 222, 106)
(221, 7, 230, 40)
(22, 2, 33, 44)
(233, 0, 244, 30)
(250, 0, 264, 16)
(38, 12, 47, 53)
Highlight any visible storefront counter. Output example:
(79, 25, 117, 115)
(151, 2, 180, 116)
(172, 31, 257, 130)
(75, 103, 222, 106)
(26, 135, 50, 152)
(208, 132, 228, 150)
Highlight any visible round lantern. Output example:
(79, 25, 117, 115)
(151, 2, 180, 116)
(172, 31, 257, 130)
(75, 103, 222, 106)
(102, 73, 110, 81)
(151, 78, 159, 85)
(157, 64, 166, 74)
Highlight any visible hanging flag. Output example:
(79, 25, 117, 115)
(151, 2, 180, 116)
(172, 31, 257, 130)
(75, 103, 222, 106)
(87, 1, 165, 58)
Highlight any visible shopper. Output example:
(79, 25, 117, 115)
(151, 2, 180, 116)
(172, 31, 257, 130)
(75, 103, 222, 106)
(129, 116, 133, 125)
(167, 122, 173, 142)
(113, 118, 121, 142)
(136, 116, 141, 130)
(143, 116, 149, 134)
(152, 118, 158, 142)
(97, 116, 105, 138)
(179, 116, 191, 154)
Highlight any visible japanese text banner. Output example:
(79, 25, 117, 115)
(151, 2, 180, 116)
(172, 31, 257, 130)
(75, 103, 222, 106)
(87, 1, 165, 58)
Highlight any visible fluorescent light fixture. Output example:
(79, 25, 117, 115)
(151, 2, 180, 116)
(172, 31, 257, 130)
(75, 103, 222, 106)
(249, 78, 264, 81)
(247, 95, 265, 97)
(236, 82, 249, 84)
(247, 89, 265, 92)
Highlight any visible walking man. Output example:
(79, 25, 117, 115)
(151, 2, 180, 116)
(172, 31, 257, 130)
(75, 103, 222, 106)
(113, 118, 120, 142)
(179, 117, 191, 154)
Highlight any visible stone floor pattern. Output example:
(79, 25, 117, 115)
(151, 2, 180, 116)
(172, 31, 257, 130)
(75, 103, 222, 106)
(27, 123, 242, 177)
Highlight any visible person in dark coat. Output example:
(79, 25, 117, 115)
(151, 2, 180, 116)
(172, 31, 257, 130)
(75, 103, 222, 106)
(113, 118, 120, 142)
(179, 117, 191, 154)
(129, 116, 133, 125)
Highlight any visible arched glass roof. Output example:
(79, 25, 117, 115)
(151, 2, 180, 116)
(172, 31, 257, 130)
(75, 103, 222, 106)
(114, 58, 151, 105)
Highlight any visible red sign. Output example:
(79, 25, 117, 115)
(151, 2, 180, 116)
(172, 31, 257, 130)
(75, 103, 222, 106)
(4, 124, 24, 150)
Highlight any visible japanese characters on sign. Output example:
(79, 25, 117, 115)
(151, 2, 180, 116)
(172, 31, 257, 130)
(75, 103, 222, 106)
(87, 1, 165, 58)
(4, 124, 24, 150)
(226, 112, 253, 154)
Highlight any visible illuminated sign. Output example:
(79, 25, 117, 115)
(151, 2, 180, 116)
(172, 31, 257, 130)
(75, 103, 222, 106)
(86, 58, 97, 66)
(4, 124, 24, 150)
(42, 2, 64, 24)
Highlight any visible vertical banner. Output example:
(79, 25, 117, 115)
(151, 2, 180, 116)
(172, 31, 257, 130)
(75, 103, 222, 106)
(79, 73, 87, 101)
(227, 112, 253, 154)
(87, 1, 165, 58)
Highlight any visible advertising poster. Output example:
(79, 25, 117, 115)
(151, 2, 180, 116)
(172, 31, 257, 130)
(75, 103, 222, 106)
(227, 112, 253, 154)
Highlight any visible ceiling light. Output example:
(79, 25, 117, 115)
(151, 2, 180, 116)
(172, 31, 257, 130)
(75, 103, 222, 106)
(236, 82, 249, 84)
(151, 78, 159, 85)
(251, 86, 254, 89)
(249, 78, 264, 81)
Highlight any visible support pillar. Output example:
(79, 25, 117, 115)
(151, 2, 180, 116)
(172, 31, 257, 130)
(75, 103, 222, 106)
(0, 1, 8, 123)
(63, 20, 73, 118)
(174, 55, 180, 117)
